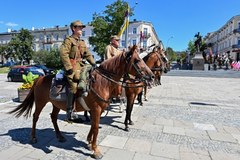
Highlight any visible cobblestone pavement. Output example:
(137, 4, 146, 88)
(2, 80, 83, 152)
(0, 71, 240, 160)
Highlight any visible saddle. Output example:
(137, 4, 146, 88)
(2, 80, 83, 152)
(49, 71, 67, 101)
(49, 65, 94, 101)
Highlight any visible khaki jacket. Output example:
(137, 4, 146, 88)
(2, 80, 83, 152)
(60, 36, 95, 71)
(104, 44, 122, 60)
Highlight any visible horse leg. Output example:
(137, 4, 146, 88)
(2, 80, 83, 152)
(144, 86, 148, 101)
(88, 107, 103, 159)
(30, 102, 46, 144)
(50, 105, 66, 142)
(137, 91, 143, 106)
(124, 96, 135, 131)
(84, 111, 91, 122)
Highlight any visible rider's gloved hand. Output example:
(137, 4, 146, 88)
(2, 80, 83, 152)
(92, 64, 97, 69)
(65, 69, 73, 75)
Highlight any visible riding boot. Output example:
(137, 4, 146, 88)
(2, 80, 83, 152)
(66, 92, 83, 123)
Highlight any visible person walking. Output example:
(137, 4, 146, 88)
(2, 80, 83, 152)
(60, 20, 96, 123)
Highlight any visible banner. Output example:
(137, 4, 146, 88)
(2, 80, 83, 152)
(117, 5, 130, 37)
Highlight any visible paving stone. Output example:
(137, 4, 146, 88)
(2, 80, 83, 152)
(133, 152, 171, 160)
(151, 142, 180, 159)
(207, 131, 238, 143)
(101, 148, 135, 160)
(193, 123, 216, 131)
(99, 135, 128, 149)
(163, 126, 185, 136)
(209, 151, 240, 160)
(124, 138, 152, 154)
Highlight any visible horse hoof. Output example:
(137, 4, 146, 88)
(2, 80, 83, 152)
(129, 121, 134, 125)
(87, 143, 92, 150)
(144, 98, 148, 101)
(91, 152, 103, 159)
(124, 127, 129, 132)
(139, 102, 143, 106)
(30, 138, 37, 144)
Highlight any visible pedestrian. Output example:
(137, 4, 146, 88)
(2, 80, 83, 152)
(60, 20, 96, 123)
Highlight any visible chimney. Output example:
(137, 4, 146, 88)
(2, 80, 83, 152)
(7, 28, 11, 33)
(32, 27, 35, 31)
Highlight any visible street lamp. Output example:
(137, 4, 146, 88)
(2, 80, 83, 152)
(166, 36, 174, 50)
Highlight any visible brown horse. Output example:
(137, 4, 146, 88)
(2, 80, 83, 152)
(8, 45, 154, 159)
(124, 48, 169, 131)
(137, 47, 169, 103)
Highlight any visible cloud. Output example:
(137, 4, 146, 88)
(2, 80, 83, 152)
(5, 22, 18, 27)
(0, 21, 4, 24)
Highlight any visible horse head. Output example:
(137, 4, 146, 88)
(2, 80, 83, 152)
(125, 45, 155, 83)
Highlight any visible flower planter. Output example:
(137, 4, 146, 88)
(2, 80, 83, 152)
(18, 89, 30, 102)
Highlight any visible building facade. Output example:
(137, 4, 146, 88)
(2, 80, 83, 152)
(0, 20, 161, 63)
(204, 15, 240, 61)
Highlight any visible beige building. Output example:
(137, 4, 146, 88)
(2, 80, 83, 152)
(0, 20, 161, 63)
(204, 15, 240, 61)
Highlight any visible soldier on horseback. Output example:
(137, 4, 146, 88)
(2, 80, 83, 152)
(60, 20, 96, 122)
(104, 35, 122, 59)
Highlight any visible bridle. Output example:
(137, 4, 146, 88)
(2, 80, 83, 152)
(89, 50, 151, 102)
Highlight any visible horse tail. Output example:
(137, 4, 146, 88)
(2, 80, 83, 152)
(8, 79, 37, 118)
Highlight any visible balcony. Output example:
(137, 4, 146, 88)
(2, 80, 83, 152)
(42, 39, 53, 44)
(143, 33, 151, 39)
(233, 28, 240, 34)
(232, 44, 240, 48)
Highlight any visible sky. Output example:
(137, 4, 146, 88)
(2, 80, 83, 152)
(0, 0, 240, 51)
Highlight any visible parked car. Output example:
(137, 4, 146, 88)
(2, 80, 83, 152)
(7, 66, 45, 82)
(28, 64, 54, 75)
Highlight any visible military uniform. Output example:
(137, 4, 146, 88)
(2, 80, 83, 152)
(60, 35, 95, 93)
(60, 20, 95, 122)
(104, 44, 122, 60)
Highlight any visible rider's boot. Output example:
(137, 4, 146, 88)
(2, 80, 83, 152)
(66, 91, 83, 123)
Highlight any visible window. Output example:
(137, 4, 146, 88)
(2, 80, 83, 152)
(143, 40, 147, 49)
(55, 34, 59, 41)
(46, 35, 51, 43)
(238, 22, 240, 29)
(143, 28, 148, 36)
(39, 34, 44, 41)
(91, 29, 94, 36)
(121, 40, 126, 48)
(133, 28, 137, 34)
(238, 38, 240, 45)
(132, 39, 136, 45)
(53, 44, 58, 49)
(82, 31, 86, 36)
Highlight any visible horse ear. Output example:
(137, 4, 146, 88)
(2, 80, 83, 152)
(126, 50, 133, 59)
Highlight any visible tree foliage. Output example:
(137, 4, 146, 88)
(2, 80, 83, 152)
(166, 47, 177, 62)
(32, 49, 63, 69)
(89, 0, 133, 58)
(8, 29, 34, 64)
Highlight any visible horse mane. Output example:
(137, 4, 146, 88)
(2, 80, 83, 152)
(143, 51, 156, 62)
(99, 45, 137, 75)
(99, 52, 124, 74)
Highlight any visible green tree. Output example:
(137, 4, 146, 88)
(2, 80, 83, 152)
(9, 28, 34, 64)
(89, 0, 133, 58)
(166, 47, 177, 62)
(32, 49, 62, 69)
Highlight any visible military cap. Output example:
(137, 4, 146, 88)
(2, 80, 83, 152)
(70, 20, 86, 28)
(110, 35, 120, 41)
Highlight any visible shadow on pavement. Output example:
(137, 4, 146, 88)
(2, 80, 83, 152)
(0, 127, 91, 156)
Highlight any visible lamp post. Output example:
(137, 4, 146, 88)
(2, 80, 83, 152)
(166, 36, 174, 50)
